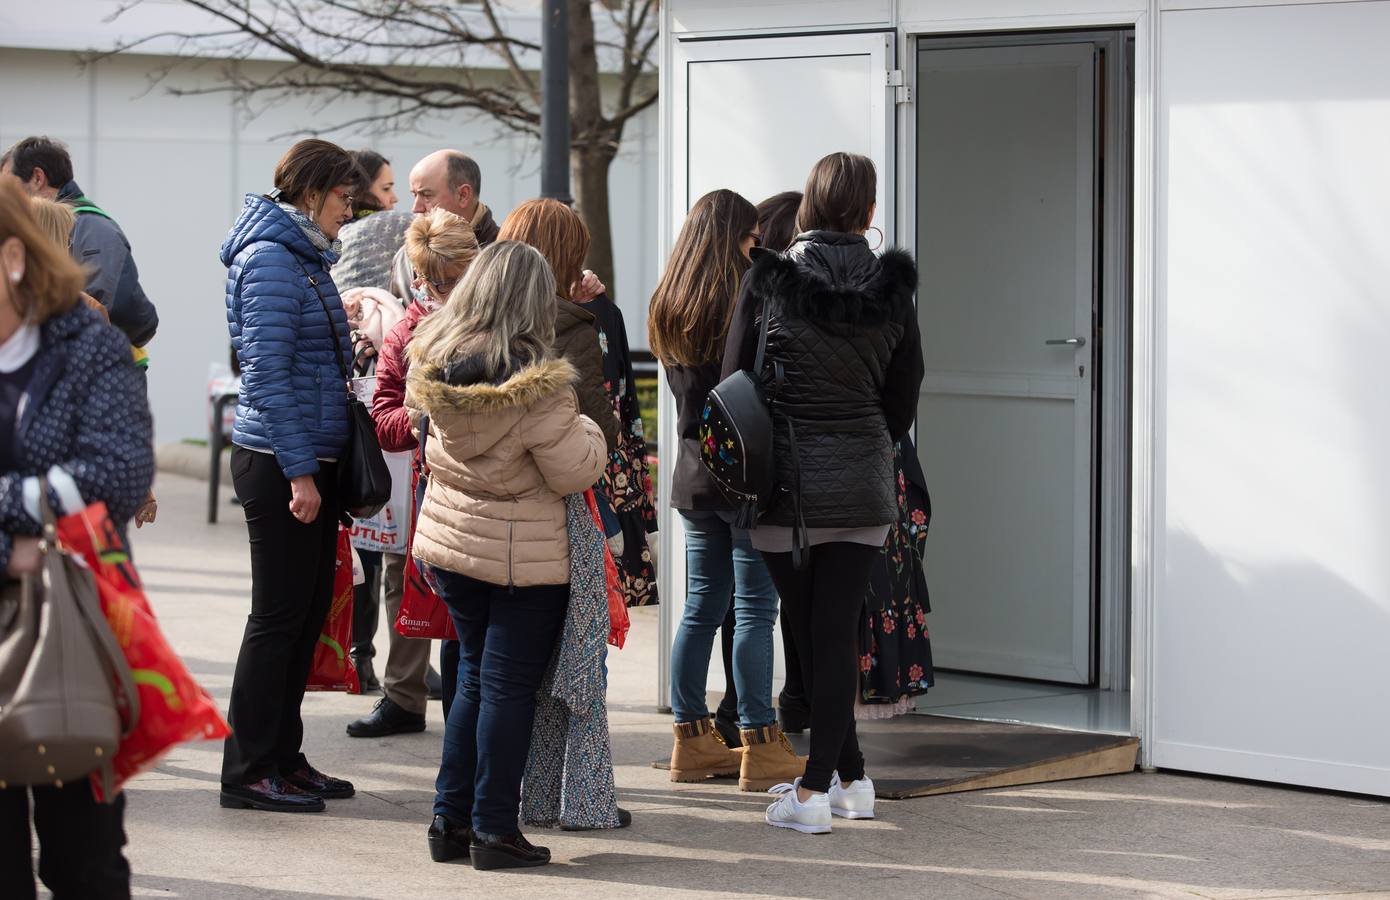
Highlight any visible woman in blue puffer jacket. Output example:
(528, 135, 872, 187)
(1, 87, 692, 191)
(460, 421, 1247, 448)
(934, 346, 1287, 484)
(218, 139, 359, 814)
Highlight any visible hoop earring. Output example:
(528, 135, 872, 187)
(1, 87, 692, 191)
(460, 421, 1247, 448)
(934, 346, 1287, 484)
(866, 225, 884, 252)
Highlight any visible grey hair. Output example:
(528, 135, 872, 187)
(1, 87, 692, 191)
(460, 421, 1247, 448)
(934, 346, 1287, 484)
(445, 152, 482, 197)
(409, 240, 556, 378)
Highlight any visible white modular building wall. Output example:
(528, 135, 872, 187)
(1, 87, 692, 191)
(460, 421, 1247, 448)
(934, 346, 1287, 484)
(0, 46, 657, 446)
(662, 0, 1390, 796)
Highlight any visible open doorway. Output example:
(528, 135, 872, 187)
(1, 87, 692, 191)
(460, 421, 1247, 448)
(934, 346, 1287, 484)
(911, 29, 1135, 735)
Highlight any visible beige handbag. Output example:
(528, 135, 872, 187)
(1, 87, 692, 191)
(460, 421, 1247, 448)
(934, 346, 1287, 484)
(0, 480, 139, 800)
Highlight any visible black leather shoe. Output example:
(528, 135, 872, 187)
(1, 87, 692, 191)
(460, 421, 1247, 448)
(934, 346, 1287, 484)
(352, 657, 381, 694)
(426, 665, 443, 701)
(560, 806, 632, 831)
(283, 764, 355, 799)
(219, 776, 325, 813)
(713, 706, 742, 747)
(428, 815, 472, 863)
(778, 690, 811, 734)
(347, 697, 427, 738)
(470, 830, 550, 870)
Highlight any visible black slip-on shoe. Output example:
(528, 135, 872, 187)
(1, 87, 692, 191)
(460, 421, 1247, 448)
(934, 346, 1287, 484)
(470, 830, 550, 870)
(219, 776, 325, 813)
(346, 697, 427, 738)
(428, 815, 472, 863)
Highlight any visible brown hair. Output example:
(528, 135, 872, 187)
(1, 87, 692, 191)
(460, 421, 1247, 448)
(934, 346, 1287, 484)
(273, 139, 357, 216)
(405, 208, 480, 284)
(497, 198, 589, 300)
(756, 191, 803, 253)
(647, 189, 758, 367)
(29, 197, 77, 249)
(0, 179, 83, 322)
(796, 152, 876, 234)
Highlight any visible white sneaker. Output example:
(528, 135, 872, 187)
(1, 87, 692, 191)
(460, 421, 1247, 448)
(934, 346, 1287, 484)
(764, 778, 832, 834)
(829, 772, 875, 819)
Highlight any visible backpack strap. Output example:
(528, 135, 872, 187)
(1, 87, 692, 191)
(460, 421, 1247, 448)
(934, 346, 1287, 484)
(67, 197, 113, 221)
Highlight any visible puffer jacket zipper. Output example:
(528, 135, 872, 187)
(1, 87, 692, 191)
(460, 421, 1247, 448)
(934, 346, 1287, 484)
(507, 502, 515, 592)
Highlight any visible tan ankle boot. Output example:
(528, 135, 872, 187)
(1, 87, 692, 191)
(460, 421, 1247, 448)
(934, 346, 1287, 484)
(669, 718, 742, 782)
(739, 724, 808, 792)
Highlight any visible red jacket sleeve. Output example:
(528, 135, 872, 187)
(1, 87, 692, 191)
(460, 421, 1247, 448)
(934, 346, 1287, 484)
(372, 318, 418, 452)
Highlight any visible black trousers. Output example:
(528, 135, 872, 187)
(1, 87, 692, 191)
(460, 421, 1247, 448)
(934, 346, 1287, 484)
(762, 542, 880, 793)
(351, 549, 382, 659)
(0, 784, 129, 900)
(222, 447, 340, 785)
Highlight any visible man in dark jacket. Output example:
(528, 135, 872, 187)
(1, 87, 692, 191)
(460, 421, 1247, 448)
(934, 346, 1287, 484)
(2, 136, 159, 347)
(388, 149, 500, 304)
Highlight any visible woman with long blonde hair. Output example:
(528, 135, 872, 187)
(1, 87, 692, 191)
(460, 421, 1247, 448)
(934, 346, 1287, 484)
(406, 240, 606, 871)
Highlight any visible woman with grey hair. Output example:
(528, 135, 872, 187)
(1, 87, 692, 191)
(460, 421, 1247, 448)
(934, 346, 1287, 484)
(405, 240, 606, 871)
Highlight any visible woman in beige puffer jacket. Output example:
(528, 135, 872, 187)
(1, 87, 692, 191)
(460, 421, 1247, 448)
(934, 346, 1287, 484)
(408, 354, 604, 586)
(404, 239, 605, 871)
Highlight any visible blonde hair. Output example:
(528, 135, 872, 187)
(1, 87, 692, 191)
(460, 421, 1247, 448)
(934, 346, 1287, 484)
(405, 208, 480, 284)
(29, 197, 77, 250)
(410, 241, 557, 379)
(0, 180, 82, 322)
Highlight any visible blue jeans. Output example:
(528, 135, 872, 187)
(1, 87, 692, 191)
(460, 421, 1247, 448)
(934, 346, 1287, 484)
(670, 512, 779, 729)
(429, 568, 567, 835)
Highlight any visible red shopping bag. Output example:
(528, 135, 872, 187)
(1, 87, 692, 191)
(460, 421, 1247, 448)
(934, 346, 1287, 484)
(305, 527, 359, 692)
(54, 503, 230, 801)
(585, 490, 629, 649)
(396, 465, 456, 639)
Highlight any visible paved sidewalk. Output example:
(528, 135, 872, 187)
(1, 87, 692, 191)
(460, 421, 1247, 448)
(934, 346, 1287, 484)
(104, 473, 1390, 899)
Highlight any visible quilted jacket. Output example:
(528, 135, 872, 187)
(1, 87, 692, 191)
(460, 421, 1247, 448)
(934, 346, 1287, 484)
(221, 194, 353, 479)
(722, 231, 923, 529)
(372, 300, 430, 452)
(406, 356, 606, 587)
(0, 303, 154, 572)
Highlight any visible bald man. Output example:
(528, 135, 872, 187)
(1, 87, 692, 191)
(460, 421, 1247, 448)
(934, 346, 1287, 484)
(388, 149, 500, 302)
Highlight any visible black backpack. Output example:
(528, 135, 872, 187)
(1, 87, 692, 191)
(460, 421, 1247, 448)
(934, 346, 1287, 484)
(700, 295, 779, 529)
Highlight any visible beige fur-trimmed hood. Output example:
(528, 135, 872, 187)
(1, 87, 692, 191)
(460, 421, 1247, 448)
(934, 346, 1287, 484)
(406, 357, 578, 417)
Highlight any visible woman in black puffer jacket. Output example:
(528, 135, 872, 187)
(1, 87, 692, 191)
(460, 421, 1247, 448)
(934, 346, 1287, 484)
(721, 152, 923, 834)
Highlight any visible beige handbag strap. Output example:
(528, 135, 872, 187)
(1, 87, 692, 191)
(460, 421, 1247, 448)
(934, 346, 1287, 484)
(36, 480, 141, 738)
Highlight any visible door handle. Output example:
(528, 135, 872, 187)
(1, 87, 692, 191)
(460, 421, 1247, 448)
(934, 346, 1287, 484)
(1045, 337, 1087, 347)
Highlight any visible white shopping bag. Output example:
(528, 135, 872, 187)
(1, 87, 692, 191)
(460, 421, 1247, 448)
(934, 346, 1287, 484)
(347, 376, 412, 554)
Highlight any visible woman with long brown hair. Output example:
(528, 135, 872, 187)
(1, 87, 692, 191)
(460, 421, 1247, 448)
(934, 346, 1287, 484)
(0, 178, 154, 898)
(649, 189, 803, 793)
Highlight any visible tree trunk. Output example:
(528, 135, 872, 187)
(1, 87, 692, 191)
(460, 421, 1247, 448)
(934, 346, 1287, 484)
(567, 0, 617, 294)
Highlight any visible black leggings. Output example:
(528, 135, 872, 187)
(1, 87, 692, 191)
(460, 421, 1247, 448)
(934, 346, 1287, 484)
(762, 542, 880, 793)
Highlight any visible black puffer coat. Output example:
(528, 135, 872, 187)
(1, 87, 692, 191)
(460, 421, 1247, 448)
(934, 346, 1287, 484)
(722, 231, 923, 529)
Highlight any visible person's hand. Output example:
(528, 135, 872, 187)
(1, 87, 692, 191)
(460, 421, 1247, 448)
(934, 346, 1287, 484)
(572, 270, 605, 303)
(7, 536, 42, 577)
(134, 491, 158, 528)
(289, 475, 321, 524)
(341, 293, 363, 326)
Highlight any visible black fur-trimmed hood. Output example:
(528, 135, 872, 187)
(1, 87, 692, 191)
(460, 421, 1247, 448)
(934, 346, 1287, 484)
(744, 230, 917, 327)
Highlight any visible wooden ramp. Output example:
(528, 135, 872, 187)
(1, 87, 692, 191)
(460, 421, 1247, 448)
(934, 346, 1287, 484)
(812, 715, 1138, 799)
(654, 715, 1138, 799)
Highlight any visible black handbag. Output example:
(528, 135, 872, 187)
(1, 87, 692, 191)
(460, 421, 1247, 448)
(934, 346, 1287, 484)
(700, 295, 778, 529)
(300, 263, 392, 520)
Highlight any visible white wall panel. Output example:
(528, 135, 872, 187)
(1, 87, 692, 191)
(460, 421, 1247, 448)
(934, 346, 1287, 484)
(0, 48, 658, 445)
(1155, 1, 1390, 796)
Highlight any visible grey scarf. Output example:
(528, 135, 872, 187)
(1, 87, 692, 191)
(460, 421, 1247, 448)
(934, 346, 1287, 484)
(276, 201, 342, 258)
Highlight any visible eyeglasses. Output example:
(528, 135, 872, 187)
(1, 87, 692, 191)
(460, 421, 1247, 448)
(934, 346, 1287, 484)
(428, 277, 459, 293)
(329, 188, 355, 209)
